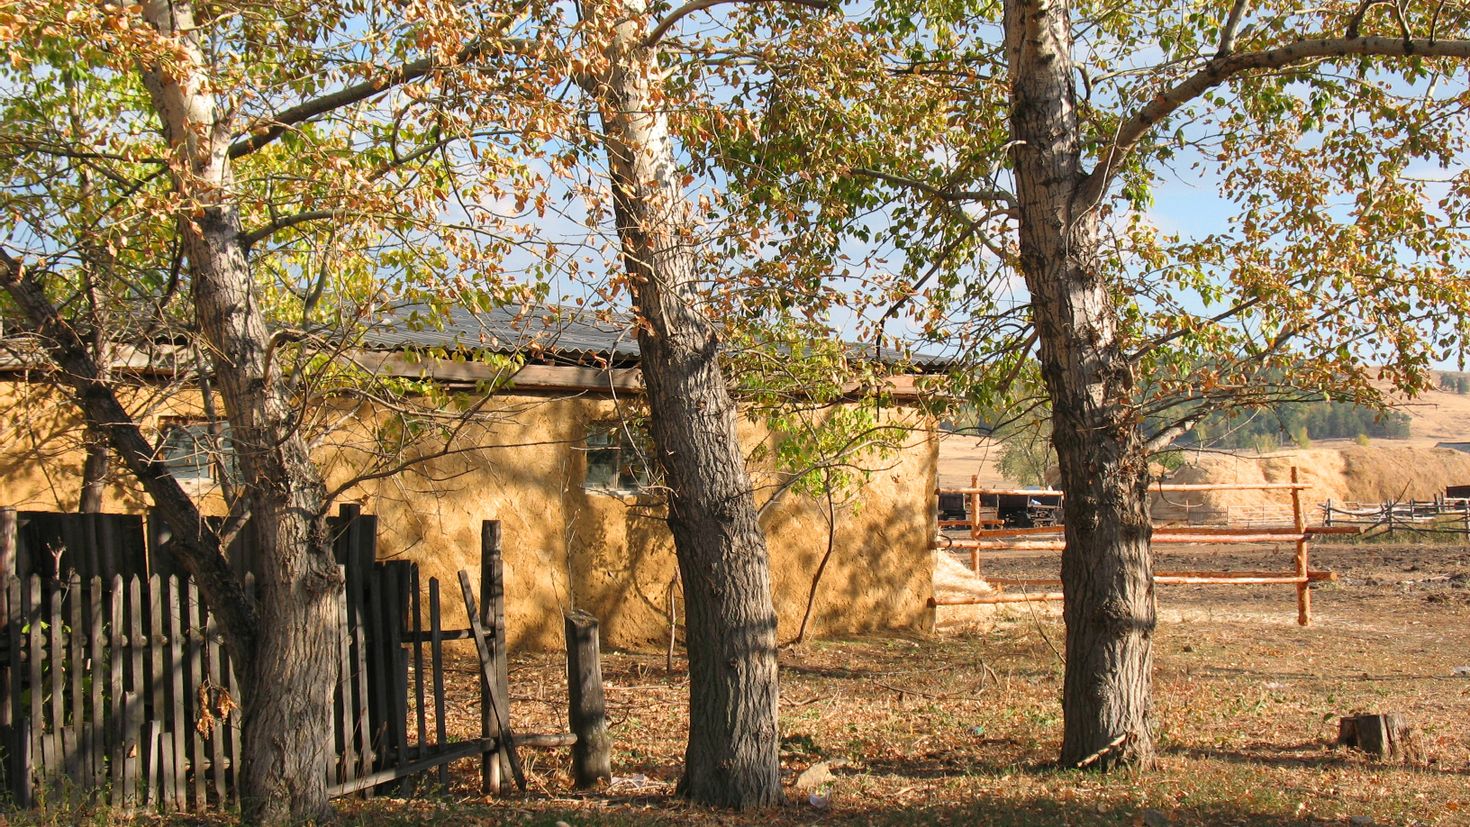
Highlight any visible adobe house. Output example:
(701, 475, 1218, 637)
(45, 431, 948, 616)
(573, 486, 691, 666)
(0, 307, 946, 650)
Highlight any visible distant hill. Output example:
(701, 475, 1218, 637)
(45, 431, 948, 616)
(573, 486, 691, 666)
(936, 370, 1470, 489)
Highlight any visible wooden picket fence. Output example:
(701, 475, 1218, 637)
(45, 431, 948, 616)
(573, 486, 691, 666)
(0, 506, 583, 812)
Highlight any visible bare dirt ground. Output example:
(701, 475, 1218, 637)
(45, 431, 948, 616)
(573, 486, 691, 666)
(274, 541, 1470, 827)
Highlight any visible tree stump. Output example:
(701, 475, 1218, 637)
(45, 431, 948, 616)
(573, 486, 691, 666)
(1338, 714, 1409, 757)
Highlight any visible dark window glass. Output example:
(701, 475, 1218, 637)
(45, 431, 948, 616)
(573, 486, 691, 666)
(584, 422, 651, 493)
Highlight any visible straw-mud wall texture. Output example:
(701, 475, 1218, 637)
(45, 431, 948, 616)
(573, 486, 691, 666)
(0, 379, 937, 650)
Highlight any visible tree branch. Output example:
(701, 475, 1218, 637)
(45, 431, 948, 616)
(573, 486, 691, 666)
(1131, 294, 1265, 360)
(644, 0, 834, 47)
(0, 247, 258, 666)
(1076, 35, 1470, 211)
(226, 41, 493, 159)
(852, 166, 1019, 211)
(1215, 0, 1251, 57)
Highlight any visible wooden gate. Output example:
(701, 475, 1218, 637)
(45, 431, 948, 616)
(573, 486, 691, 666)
(0, 505, 542, 811)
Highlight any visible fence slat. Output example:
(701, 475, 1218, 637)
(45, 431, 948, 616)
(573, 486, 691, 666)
(334, 567, 355, 788)
(14, 576, 33, 807)
(125, 575, 144, 807)
(429, 578, 447, 790)
(144, 574, 169, 810)
(366, 566, 390, 776)
(186, 578, 205, 808)
(88, 576, 105, 790)
(108, 575, 124, 804)
(67, 575, 85, 787)
(166, 576, 186, 810)
(46, 583, 63, 790)
(386, 562, 411, 793)
(0, 510, 13, 800)
(411, 564, 426, 768)
(200, 584, 227, 805)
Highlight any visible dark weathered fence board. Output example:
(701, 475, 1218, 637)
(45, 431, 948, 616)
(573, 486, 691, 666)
(108, 575, 125, 800)
(429, 577, 448, 790)
(0, 506, 562, 814)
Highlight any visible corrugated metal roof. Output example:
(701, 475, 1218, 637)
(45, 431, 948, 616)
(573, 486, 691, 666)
(362, 305, 641, 366)
(362, 304, 954, 370)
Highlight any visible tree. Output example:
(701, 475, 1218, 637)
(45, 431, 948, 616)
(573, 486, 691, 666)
(1, 2, 547, 820)
(714, 0, 1470, 771)
(575, 0, 787, 806)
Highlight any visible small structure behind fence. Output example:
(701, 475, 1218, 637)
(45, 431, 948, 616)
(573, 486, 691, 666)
(0, 505, 600, 813)
(1321, 495, 1470, 538)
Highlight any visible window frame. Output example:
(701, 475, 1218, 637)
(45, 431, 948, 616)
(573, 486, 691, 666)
(157, 418, 238, 486)
(582, 420, 653, 495)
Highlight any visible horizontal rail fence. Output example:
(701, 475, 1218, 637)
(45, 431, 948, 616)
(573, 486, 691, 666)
(933, 468, 1359, 624)
(1321, 497, 1470, 537)
(0, 506, 535, 812)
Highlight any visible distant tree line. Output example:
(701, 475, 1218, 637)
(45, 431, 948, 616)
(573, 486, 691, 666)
(1441, 373, 1470, 394)
(1177, 400, 1411, 450)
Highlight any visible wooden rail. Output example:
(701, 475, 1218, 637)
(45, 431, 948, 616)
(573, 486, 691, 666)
(932, 467, 1339, 622)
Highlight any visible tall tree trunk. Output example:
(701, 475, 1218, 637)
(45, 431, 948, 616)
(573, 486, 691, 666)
(139, 2, 341, 821)
(78, 423, 109, 513)
(1004, 0, 1157, 770)
(585, 0, 783, 808)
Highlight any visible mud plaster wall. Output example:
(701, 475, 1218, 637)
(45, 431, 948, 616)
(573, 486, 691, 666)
(0, 380, 937, 651)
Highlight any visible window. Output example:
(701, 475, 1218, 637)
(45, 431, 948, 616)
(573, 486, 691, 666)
(583, 422, 652, 493)
(159, 419, 237, 484)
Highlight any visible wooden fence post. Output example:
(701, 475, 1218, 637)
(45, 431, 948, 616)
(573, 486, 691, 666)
(479, 522, 511, 794)
(1291, 467, 1310, 626)
(563, 610, 611, 788)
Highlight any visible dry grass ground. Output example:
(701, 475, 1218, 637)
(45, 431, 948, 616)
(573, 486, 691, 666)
(19, 542, 1465, 826)
(324, 542, 1470, 826)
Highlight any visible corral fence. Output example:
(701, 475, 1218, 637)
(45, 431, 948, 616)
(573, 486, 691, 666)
(935, 467, 1361, 624)
(1321, 496, 1470, 537)
(0, 505, 601, 813)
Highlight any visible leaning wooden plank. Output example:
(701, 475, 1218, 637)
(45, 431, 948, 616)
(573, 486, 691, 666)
(326, 737, 483, 799)
(326, 733, 580, 800)
(457, 570, 525, 792)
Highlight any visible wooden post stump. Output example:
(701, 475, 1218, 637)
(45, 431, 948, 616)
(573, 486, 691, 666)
(1338, 713, 1409, 758)
(563, 610, 612, 788)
